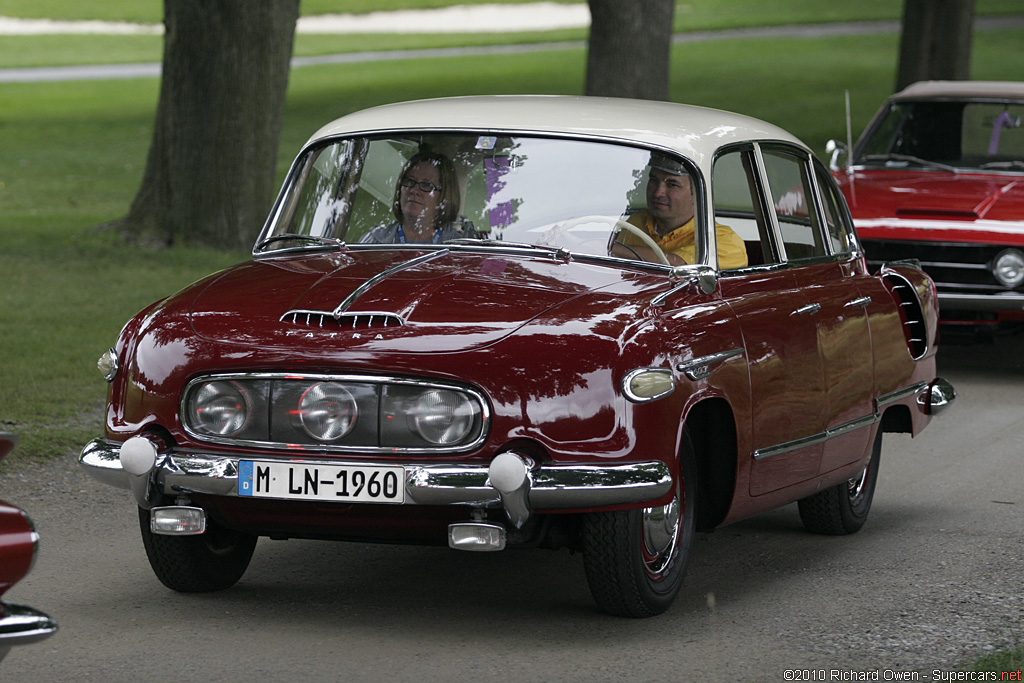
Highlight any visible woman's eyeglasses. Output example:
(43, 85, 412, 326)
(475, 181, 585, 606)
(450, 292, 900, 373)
(399, 177, 441, 194)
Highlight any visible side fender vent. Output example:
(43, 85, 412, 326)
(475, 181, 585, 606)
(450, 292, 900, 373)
(882, 272, 928, 360)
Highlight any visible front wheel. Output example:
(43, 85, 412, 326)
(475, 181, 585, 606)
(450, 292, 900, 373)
(138, 507, 257, 592)
(581, 433, 697, 617)
(798, 428, 882, 535)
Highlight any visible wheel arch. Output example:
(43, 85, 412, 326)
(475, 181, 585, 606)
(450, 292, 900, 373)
(880, 403, 913, 434)
(682, 397, 737, 532)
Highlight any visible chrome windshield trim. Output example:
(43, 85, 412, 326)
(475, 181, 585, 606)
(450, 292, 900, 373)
(676, 348, 744, 380)
(334, 249, 449, 316)
(78, 439, 672, 510)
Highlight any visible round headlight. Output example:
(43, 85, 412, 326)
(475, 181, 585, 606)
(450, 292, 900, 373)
(298, 382, 358, 442)
(97, 348, 119, 382)
(992, 248, 1024, 288)
(187, 381, 250, 436)
(411, 389, 475, 445)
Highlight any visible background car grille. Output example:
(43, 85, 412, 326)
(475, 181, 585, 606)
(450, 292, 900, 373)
(862, 239, 1021, 295)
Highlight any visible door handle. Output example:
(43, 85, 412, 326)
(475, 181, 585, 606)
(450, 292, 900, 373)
(844, 296, 872, 308)
(792, 303, 821, 316)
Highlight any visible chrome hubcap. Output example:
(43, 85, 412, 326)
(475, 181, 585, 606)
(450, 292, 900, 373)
(847, 464, 869, 505)
(642, 493, 680, 575)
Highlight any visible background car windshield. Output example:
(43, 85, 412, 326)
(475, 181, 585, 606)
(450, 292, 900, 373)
(858, 100, 1024, 169)
(265, 134, 691, 258)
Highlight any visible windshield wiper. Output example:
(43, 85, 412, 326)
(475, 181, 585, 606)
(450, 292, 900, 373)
(256, 233, 346, 252)
(978, 159, 1024, 171)
(859, 153, 958, 174)
(444, 238, 570, 259)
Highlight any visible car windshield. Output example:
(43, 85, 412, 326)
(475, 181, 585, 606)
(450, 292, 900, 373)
(855, 100, 1024, 171)
(256, 133, 701, 262)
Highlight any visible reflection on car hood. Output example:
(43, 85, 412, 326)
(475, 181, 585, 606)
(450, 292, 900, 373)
(189, 249, 656, 353)
(838, 170, 1024, 243)
(840, 170, 1024, 221)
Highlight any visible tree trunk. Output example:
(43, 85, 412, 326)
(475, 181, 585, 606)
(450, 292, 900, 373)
(585, 0, 675, 101)
(895, 0, 975, 92)
(116, 0, 299, 248)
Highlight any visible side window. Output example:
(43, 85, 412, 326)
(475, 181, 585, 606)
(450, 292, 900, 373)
(712, 149, 777, 267)
(813, 161, 855, 254)
(761, 149, 827, 261)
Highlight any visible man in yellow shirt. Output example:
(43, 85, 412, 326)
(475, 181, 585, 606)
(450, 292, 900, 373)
(612, 153, 748, 269)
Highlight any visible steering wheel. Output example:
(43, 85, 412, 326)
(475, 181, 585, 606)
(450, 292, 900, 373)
(557, 215, 670, 266)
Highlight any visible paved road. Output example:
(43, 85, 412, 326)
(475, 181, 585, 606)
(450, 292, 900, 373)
(2, 16, 1023, 84)
(1, 332, 1021, 681)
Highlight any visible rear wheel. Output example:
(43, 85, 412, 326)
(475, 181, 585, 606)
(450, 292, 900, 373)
(138, 507, 257, 592)
(581, 433, 696, 617)
(798, 428, 882, 535)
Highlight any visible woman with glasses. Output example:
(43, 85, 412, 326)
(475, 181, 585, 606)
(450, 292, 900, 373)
(360, 150, 469, 244)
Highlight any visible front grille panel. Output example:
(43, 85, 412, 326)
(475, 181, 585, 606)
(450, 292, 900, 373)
(861, 239, 1021, 294)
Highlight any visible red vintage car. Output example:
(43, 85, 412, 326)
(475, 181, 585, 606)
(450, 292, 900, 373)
(80, 95, 954, 617)
(0, 433, 57, 661)
(830, 80, 1024, 335)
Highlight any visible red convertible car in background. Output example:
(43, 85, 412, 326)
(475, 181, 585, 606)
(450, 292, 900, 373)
(80, 95, 954, 617)
(830, 80, 1024, 336)
(0, 433, 57, 661)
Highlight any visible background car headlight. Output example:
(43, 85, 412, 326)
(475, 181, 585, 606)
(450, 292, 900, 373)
(298, 382, 358, 441)
(992, 248, 1024, 288)
(410, 389, 476, 445)
(186, 381, 251, 436)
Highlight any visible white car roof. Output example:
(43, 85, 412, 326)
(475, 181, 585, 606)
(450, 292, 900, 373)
(306, 95, 809, 169)
(893, 80, 1024, 101)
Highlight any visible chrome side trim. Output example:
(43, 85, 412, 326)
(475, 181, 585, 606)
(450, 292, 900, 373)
(676, 348, 744, 380)
(79, 439, 674, 510)
(753, 382, 936, 462)
(877, 381, 928, 409)
(334, 249, 449, 315)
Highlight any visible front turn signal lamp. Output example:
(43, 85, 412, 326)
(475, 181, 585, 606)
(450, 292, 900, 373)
(622, 368, 675, 403)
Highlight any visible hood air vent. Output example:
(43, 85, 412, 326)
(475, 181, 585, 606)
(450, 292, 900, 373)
(281, 309, 404, 330)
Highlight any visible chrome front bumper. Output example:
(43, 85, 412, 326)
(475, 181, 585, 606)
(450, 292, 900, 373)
(79, 438, 673, 517)
(939, 291, 1024, 312)
(0, 601, 57, 663)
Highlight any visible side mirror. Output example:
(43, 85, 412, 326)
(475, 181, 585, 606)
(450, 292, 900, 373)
(825, 139, 848, 172)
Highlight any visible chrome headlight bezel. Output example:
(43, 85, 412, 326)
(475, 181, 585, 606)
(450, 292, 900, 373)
(181, 373, 489, 454)
(992, 248, 1024, 288)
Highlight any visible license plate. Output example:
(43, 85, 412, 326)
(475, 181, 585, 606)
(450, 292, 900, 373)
(238, 460, 405, 504)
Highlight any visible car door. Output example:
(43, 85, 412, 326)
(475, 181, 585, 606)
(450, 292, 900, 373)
(762, 148, 877, 476)
(712, 146, 827, 497)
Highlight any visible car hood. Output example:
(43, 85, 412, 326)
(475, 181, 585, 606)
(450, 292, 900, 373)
(837, 169, 1024, 242)
(187, 249, 658, 353)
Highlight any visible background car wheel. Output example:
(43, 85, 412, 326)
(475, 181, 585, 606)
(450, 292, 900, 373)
(798, 429, 882, 535)
(581, 432, 696, 617)
(138, 507, 257, 592)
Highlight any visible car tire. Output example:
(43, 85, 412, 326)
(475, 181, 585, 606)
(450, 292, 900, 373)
(798, 428, 882, 535)
(581, 431, 696, 618)
(138, 507, 257, 592)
